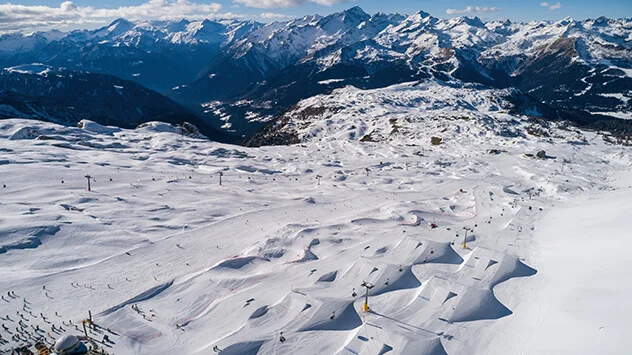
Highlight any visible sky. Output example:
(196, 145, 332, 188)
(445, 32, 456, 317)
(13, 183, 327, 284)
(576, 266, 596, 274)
(1, 0, 631, 33)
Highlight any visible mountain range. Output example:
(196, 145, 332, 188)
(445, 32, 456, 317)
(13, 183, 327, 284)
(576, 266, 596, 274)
(0, 7, 630, 143)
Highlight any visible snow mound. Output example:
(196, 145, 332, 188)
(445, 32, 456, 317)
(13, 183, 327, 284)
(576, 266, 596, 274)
(8, 126, 47, 140)
(136, 121, 184, 134)
(298, 299, 363, 331)
(77, 119, 121, 134)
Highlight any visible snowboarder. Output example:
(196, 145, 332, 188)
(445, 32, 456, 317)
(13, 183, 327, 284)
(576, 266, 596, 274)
(212, 345, 222, 353)
(330, 311, 336, 320)
(385, 278, 389, 286)
(279, 332, 286, 343)
(351, 288, 357, 297)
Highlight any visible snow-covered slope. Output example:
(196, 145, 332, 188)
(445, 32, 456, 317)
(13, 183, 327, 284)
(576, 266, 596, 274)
(249, 80, 626, 146)
(1, 111, 630, 354)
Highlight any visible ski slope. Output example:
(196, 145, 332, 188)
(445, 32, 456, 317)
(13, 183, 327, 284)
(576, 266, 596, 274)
(0, 117, 630, 354)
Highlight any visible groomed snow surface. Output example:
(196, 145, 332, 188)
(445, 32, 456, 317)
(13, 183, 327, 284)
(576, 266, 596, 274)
(0, 117, 631, 354)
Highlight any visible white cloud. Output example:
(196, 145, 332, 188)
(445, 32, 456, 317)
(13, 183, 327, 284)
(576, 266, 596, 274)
(541, 2, 562, 10)
(446, 6, 501, 15)
(260, 12, 293, 20)
(0, 0, 224, 32)
(60, 1, 77, 12)
(549, 2, 562, 10)
(233, 0, 349, 9)
(234, 0, 303, 8)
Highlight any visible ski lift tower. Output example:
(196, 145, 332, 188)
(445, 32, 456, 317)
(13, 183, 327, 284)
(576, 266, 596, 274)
(462, 226, 472, 249)
(360, 281, 374, 312)
(85, 175, 92, 191)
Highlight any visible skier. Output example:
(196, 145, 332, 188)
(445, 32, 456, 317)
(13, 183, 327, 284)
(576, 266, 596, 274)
(279, 332, 286, 343)
(330, 311, 336, 320)
(351, 288, 357, 297)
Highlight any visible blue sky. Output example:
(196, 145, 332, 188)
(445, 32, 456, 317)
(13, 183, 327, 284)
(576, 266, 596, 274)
(1, 0, 631, 32)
